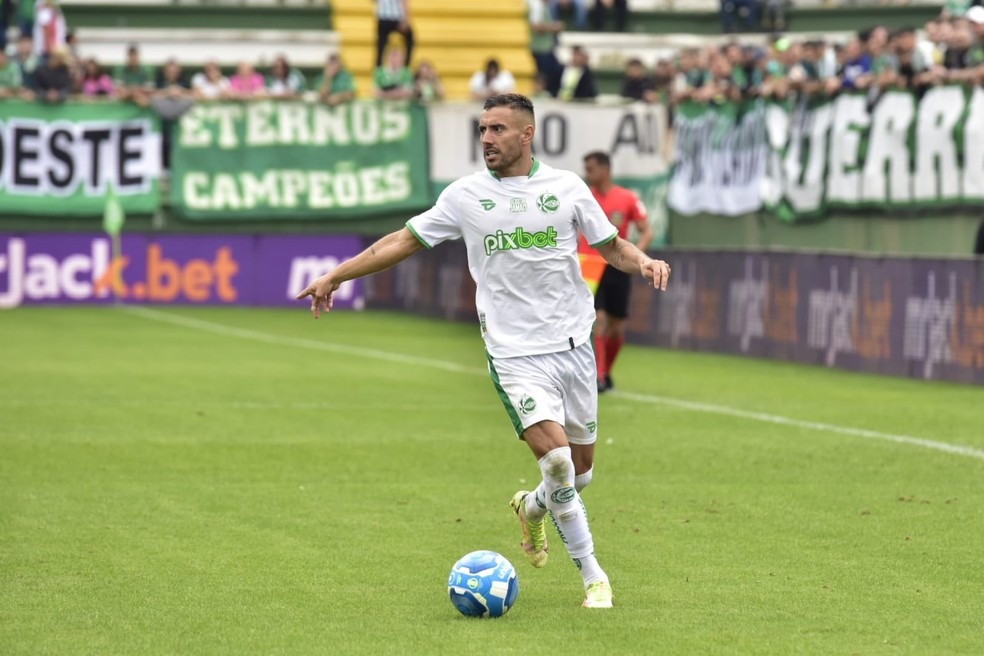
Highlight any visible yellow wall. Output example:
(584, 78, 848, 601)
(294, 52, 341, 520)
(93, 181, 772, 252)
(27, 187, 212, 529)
(331, 0, 533, 100)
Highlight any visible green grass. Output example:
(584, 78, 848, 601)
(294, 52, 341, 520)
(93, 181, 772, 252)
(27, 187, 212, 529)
(1, 307, 983, 655)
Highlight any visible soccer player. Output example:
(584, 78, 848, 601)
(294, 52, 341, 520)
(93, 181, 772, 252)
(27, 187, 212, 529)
(296, 94, 670, 609)
(582, 151, 652, 393)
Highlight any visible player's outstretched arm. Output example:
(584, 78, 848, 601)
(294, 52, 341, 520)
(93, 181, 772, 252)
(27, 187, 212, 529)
(595, 236, 671, 291)
(295, 227, 425, 318)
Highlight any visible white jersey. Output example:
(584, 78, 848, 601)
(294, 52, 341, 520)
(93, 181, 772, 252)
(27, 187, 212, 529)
(406, 159, 618, 358)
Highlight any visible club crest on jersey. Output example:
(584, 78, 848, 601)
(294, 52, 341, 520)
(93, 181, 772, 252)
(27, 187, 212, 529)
(536, 192, 560, 214)
(509, 197, 527, 213)
(483, 226, 558, 256)
(479, 199, 496, 211)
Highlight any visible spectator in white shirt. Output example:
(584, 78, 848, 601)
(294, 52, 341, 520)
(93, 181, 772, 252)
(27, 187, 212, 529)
(33, 0, 66, 57)
(191, 60, 230, 100)
(469, 58, 516, 100)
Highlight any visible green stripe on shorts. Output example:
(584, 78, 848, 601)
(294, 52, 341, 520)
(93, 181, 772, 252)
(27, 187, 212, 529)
(486, 351, 524, 436)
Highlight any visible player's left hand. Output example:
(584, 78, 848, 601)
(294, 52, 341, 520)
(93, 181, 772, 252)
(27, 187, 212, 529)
(641, 259, 671, 291)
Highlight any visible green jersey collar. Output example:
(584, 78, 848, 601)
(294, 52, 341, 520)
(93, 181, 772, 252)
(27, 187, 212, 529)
(488, 158, 540, 181)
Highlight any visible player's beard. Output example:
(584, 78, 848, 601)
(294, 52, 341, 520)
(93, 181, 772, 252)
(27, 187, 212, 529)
(485, 144, 521, 175)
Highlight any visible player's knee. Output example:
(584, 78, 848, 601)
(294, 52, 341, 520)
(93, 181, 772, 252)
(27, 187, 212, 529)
(574, 467, 593, 493)
(540, 447, 574, 481)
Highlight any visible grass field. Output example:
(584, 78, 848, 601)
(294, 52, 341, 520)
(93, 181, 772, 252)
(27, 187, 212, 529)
(2, 306, 984, 655)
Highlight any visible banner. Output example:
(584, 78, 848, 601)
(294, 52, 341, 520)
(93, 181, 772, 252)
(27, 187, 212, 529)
(0, 233, 363, 308)
(631, 250, 984, 384)
(669, 86, 984, 221)
(170, 100, 431, 220)
(428, 101, 671, 246)
(668, 100, 766, 217)
(0, 101, 161, 216)
(765, 86, 984, 220)
(365, 244, 984, 385)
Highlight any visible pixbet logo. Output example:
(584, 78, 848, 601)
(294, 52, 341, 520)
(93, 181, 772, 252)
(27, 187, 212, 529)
(483, 226, 558, 256)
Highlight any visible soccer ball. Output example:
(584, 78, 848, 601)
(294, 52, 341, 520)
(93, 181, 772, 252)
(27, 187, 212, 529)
(447, 550, 519, 618)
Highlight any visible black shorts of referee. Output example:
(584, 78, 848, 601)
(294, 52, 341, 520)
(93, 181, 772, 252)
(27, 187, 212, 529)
(594, 265, 631, 319)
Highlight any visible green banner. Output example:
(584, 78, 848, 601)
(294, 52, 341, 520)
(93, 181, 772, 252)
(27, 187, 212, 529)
(765, 86, 984, 221)
(669, 86, 984, 221)
(171, 100, 431, 220)
(0, 101, 160, 216)
(668, 99, 766, 217)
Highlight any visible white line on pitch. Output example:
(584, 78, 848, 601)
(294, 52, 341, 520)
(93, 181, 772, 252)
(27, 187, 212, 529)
(121, 305, 479, 375)
(122, 306, 984, 463)
(611, 390, 984, 462)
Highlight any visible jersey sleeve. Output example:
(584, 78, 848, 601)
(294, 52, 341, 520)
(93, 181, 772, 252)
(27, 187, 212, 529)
(573, 177, 618, 247)
(405, 183, 463, 249)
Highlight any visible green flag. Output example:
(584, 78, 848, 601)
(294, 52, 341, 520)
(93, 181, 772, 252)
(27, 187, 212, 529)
(103, 185, 125, 236)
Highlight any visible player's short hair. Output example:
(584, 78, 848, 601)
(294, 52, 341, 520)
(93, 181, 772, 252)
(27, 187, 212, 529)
(483, 93, 535, 122)
(583, 150, 611, 169)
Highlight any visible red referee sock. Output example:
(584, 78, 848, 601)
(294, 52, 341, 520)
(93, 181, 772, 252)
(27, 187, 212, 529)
(594, 333, 608, 380)
(605, 335, 624, 376)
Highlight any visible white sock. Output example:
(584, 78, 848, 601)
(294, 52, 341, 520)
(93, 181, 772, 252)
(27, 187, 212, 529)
(537, 447, 608, 586)
(573, 552, 608, 587)
(525, 483, 549, 522)
(575, 467, 593, 493)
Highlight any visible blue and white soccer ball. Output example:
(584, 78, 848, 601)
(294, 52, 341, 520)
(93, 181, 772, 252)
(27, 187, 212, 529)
(447, 550, 519, 618)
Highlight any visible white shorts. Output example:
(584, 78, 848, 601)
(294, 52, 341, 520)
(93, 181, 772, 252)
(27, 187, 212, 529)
(486, 341, 598, 446)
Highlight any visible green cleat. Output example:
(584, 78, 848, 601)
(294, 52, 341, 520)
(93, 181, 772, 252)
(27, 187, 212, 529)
(509, 490, 548, 568)
(582, 581, 614, 609)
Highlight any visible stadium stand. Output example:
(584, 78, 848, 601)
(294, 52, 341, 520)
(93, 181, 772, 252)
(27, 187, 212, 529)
(59, 0, 949, 99)
(330, 0, 534, 99)
(71, 28, 338, 70)
(573, 0, 941, 34)
(61, 0, 335, 73)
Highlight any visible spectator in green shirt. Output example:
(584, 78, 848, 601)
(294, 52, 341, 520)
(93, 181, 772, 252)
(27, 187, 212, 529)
(0, 49, 22, 97)
(312, 53, 356, 105)
(373, 47, 413, 100)
(113, 44, 154, 106)
(671, 48, 707, 102)
(413, 60, 444, 102)
(12, 34, 38, 94)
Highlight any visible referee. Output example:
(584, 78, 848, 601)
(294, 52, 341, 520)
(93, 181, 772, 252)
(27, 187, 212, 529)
(582, 151, 653, 392)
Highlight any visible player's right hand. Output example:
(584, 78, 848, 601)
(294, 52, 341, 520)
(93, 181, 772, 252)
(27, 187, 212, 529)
(295, 275, 341, 319)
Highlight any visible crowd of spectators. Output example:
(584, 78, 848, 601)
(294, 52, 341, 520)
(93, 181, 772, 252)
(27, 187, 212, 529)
(0, 36, 370, 105)
(621, 10, 984, 106)
(0, 0, 978, 114)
